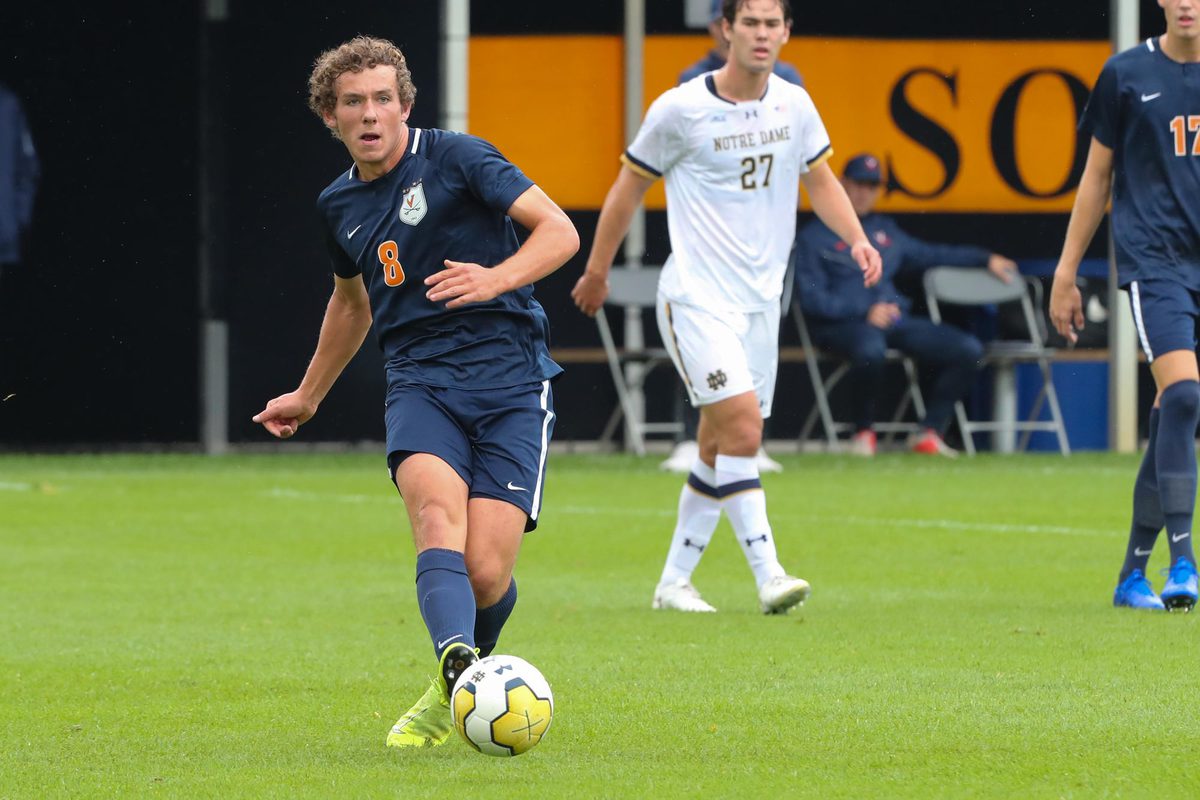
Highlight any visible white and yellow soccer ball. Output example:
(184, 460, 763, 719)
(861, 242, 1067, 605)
(450, 654, 553, 756)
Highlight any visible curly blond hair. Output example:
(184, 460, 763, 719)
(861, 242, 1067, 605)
(307, 35, 417, 119)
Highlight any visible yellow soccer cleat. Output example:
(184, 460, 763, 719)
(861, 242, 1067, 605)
(386, 643, 480, 749)
(386, 679, 453, 748)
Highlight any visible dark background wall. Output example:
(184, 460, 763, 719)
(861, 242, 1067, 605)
(0, 1, 1157, 446)
(0, 0, 440, 446)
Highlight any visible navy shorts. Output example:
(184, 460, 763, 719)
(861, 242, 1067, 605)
(384, 380, 555, 532)
(1128, 279, 1200, 362)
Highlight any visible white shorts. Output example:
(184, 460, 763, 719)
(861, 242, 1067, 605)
(656, 296, 779, 418)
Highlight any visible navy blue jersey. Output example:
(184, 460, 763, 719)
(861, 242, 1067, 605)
(677, 51, 804, 87)
(317, 128, 562, 389)
(795, 213, 989, 321)
(1081, 38, 1200, 289)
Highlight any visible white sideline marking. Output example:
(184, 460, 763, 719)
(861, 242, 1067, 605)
(557, 505, 1114, 539)
(262, 492, 1117, 539)
(821, 513, 1114, 539)
(0, 480, 33, 491)
(264, 487, 383, 505)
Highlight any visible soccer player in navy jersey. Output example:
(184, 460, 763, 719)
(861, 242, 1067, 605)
(1050, 0, 1200, 612)
(253, 36, 579, 746)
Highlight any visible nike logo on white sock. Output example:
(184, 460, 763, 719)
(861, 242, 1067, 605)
(1172, 531, 1191, 543)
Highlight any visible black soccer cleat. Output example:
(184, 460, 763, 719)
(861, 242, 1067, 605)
(439, 643, 480, 695)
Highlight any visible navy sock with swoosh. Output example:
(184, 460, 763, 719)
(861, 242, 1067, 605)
(415, 548, 477, 660)
(1121, 408, 1161, 581)
(1157, 381, 1200, 568)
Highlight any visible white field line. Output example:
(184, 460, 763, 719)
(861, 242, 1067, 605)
(556, 505, 1115, 538)
(264, 487, 382, 505)
(0, 481, 33, 491)
(261, 488, 1115, 539)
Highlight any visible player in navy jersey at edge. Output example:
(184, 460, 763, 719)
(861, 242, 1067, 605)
(253, 36, 579, 746)
(1050, 0, 1200, 612)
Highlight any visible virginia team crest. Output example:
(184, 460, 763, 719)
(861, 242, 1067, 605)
(400, 181, 427, 226)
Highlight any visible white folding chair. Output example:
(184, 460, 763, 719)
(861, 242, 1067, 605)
(595, 267, 684, 455)
(923, 266, 1070, 456)
(792, 298, 927, 448)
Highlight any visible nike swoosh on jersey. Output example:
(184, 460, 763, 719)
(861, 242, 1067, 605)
(1141, 92, 1162, 102)
(347, 224, 363, 239)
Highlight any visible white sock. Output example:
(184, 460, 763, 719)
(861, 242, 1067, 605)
(716, 454, 785, 588)
(658, 459, 722, 586)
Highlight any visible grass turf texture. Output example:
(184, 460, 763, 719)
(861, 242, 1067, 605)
(1, 452, 1195, 799)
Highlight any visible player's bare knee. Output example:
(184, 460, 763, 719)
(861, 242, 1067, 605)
(410, 499, 462, 546)
(720, 419, 763, 455)
(467, 561, 511, 606)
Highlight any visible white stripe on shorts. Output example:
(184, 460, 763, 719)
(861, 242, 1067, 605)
(530, 380, 554, 521)
(1130, 281, 1154, 361)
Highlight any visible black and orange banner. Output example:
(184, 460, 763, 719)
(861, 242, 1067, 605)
(469, 36, 1111, 212)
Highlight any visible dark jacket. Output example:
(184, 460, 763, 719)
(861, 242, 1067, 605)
(0, 84, 39, 265)
(795, 213, 990, 321)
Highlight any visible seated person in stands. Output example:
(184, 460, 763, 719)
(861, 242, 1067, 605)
(794, 153, 1019, 457)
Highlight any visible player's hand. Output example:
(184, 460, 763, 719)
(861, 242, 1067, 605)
(851, 241, 882, 287)
(252, 392, 317, 439)
(987, 254, 1019, 283)
(571, 270, 610, 317)
(426, 260, 507, 309)
(866, 302, 901, 330)
(1048, 270, 1084, 345)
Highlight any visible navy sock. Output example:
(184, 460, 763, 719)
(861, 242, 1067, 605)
(1120, 407, 1161, 580)
(473, 578, 517, 659)
(1156, 381, 1200, 568)
(415, 548, 477, 660)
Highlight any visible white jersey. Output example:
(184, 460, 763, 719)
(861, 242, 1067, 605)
(623, 72, 832, 312)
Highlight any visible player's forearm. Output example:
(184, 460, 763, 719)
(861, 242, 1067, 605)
(584, 174, 648, 278)
(496, 213, 580, 289)
(1057, 139, 1114, 280)
(806, 170, 869, 249)
(1056, 168, 1111, 279)
(297, 294, 373, 406)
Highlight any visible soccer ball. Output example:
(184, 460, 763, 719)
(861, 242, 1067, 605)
(450, 654, 553, 756)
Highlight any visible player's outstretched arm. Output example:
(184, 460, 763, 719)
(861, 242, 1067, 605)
(801, 162, 882, 287)
(253, 274, 373, 438)
(1050, 137, 1113, 344)
(425, 185, 579, 310)
(572, 167, 655, 317)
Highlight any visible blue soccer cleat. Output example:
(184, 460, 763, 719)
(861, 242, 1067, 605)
(1112, 569, 1165, 611)
(1160, 558, 1198, 613)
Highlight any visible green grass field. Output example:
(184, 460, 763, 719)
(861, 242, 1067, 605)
(1, 452, 1195, 799)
